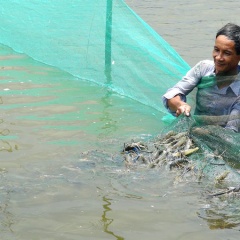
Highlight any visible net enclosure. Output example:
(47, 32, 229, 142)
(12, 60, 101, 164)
(0, 0, 189, 111)
(0, 0, 239, 187)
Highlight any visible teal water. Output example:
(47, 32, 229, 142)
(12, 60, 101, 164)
(1, 1, 240, 239)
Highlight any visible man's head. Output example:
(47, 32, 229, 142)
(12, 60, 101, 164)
(213, 23, 240, 74)
(216, 23, 240, 55)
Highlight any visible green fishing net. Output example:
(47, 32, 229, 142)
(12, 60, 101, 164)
(0, 1, 239, 184)
(122, 115, 240, 189)
(0, 0, 189, 112)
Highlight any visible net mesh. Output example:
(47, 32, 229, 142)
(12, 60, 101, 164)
(0, 0, 189, 112)
(122, 115, 240, 187)
(0, 0, 239, 184)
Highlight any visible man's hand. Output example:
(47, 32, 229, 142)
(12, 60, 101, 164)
(167, 95, 191, 117)
(176, 103, 191, 117)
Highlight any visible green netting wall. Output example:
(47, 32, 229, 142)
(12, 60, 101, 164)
(0, 0, 190, 112)
(1, 0, 239, 184)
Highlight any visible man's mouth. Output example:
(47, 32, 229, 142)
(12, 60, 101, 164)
(215, 62, 225, 67)
(215, 62, 225, 68)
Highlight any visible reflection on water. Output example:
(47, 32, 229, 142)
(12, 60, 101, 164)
(0, 124, 17, 153)
(0, 187, 15, 235)
(100, 91, 118, 136)
(0, 94, 14, 236)
(0, 97, 14, 153)
(101, 196, 124, 240)
(198, 195, 240, 230)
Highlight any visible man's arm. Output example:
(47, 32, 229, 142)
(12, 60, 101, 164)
(167, 94, 191, 117)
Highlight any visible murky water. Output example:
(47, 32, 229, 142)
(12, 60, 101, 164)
(126, 0, 240, 66)
(1, 1, 240, 239)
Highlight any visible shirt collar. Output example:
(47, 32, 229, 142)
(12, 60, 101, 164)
(229, 77, 240, 96)
(213, 70, 240, 95)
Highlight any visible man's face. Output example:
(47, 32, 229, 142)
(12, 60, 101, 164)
(212, 35, 240, 75)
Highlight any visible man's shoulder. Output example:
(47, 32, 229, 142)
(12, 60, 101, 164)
(198, 60, 214, 67)
(192, 60, 214, 77)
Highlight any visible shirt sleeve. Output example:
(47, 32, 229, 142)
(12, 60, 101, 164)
(225, 98, 240, 133)
(162, 61, 203, 114)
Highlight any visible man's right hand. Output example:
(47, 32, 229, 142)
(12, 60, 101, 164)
(167, 95, 191, 117)
(176, 103, 191, 117)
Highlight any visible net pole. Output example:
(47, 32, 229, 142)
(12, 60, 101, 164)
(105, 0, 113, 84)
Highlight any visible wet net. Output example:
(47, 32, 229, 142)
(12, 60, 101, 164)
(122, 115, 240, 196)
(0, 1, 239, 189)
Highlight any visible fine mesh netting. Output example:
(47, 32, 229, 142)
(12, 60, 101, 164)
(0, 1, 239, 185)
(122, 115, 240, 190)
(0, 0, 190, 112)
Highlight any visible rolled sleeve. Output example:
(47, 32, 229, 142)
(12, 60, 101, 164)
(162, 94, 187, 116)
(162, 61, 203, 114)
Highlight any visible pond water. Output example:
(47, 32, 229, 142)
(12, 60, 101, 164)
(1, 1, 240, 239)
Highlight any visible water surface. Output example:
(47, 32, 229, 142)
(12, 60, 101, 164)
(1, 1, 240, 239)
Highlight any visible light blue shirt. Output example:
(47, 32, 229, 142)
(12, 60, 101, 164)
(162, 60, 240, 132)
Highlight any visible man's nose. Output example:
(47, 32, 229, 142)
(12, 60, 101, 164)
(215, 52, 224, 60)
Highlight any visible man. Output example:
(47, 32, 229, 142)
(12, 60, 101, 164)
(162, 23, 240, 133)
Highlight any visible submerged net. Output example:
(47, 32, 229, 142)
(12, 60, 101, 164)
(0, 0, 189, 112)
(0, 1, 239, 187)
(122, 115, 240, 195)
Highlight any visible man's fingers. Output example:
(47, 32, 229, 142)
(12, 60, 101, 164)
(177, 104, 191, 117)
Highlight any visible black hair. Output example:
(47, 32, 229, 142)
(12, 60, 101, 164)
(216, 23, 240, 55)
